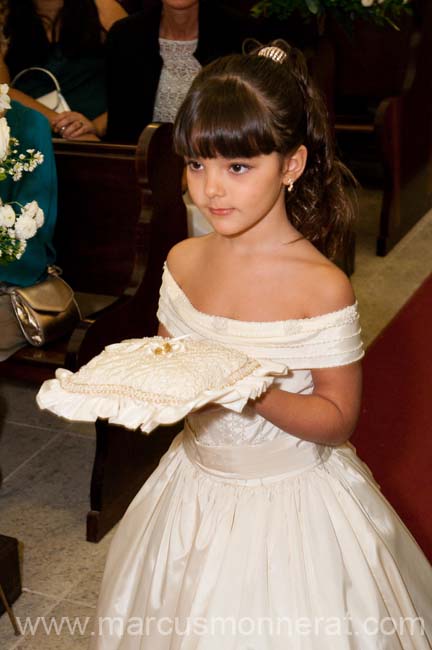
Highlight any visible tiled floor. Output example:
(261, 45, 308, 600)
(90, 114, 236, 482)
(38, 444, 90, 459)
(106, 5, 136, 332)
(1, 191, 432, 648)
(0, 385, 111, 649)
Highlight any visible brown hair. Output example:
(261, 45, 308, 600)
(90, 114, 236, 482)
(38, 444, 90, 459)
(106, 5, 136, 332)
(173, 42, 356, 259)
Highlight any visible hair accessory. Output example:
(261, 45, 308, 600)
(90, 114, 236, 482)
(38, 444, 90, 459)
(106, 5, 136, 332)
(286, 178, 294, 192)
(257, 46, 287, 65)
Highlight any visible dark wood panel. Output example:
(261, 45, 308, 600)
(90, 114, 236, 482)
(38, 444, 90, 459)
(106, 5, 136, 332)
(53, 139, 142, 296)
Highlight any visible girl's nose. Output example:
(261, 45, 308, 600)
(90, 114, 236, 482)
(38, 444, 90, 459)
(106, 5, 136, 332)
(204, 170, 225, 198)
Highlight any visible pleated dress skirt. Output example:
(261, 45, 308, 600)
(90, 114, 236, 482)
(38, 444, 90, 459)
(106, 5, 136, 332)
(90, 424, 432, 649)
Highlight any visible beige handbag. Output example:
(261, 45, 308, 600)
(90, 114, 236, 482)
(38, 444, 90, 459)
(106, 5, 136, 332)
(11, 67, 71, 113)
(7, 268, 81, 347)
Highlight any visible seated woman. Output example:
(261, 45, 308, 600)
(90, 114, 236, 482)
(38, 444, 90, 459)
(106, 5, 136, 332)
(0, 99, 58, 359)
(105, 0, 258, 143)
(1, 0, 127, 140)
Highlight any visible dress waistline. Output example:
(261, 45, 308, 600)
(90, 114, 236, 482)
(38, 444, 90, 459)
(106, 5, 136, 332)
(182, 422, 331, 480)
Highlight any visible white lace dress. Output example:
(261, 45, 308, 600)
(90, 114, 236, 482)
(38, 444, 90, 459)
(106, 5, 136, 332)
(90, 265, 432, 649)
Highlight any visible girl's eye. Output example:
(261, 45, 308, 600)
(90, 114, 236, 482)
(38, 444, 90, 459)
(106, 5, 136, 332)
(186, 160, 203, 172)
(230, 163, 250, 174)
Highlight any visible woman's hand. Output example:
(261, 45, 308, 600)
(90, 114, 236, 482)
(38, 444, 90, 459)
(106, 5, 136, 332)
(52, 111, 97, 140)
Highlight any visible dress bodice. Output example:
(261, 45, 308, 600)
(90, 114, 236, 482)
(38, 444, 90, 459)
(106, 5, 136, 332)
(157, 263, 364, 447)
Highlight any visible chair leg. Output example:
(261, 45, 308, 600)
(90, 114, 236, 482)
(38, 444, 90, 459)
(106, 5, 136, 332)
(0, 583, 21, 636)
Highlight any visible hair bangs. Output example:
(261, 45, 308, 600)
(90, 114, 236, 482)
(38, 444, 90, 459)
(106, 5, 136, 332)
(174, 77, 280, 159)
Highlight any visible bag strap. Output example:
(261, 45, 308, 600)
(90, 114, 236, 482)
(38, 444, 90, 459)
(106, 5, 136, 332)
(47, 264, 64, 277)
(11, 67, 62, 93)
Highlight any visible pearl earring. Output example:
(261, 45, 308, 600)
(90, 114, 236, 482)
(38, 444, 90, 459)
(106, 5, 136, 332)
(286, 178, 294, 192)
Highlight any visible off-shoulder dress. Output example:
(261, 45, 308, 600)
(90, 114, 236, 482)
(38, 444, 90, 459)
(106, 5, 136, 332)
(90, 264, 432, 649)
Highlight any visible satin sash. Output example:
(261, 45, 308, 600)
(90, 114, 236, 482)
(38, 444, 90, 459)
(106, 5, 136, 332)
(182, 422, 331, 481)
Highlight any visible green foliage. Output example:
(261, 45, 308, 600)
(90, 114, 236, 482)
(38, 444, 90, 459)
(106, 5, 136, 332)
(0, 226, 25, 265)
(251, 0, 412, 27)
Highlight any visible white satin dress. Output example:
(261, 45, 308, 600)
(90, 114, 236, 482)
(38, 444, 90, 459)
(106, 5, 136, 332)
(90, 264, 432, 649)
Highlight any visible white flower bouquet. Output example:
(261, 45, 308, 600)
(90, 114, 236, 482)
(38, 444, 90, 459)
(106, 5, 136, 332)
(0, 200, 45, 265)
(0, 83, 45, 265)
(251, 0, 411, 27)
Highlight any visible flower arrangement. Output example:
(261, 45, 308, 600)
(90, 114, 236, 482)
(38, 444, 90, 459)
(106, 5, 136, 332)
(251, 0, 412, 27)
(0, 84, 45, 265)
(0, 200, 45, 264)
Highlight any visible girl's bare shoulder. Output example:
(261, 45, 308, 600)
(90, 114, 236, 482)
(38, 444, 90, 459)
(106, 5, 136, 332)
(275, 237, 355, 318)
(298, 253, 356, 318)
(166, 235, 213, 282)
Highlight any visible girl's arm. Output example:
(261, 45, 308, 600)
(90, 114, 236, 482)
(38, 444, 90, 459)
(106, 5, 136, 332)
(252, 260, 363, 446)
(253, 361, 362, 447)
(94, 0, 128, 32)
(158, 323, 171, 337)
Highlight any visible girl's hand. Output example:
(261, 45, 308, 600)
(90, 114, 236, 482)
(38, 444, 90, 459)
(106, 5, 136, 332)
(52, 112, 97, 140)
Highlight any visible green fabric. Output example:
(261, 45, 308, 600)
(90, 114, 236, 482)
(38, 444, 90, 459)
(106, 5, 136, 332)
(0, 101, 57, 286)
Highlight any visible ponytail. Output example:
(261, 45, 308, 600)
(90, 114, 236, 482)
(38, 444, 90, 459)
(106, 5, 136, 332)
(281, 43, 356, 259)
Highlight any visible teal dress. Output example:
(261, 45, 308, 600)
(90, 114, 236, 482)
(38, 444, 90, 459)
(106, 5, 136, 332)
(0, 101, 57, 287)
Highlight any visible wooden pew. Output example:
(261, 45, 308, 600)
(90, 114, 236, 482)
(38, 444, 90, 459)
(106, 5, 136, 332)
(82, 123, 188, 542)
(53, 139, 142, 297)
(0, 138, 145, 382)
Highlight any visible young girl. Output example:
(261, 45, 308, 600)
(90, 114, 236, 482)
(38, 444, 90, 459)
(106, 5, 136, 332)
(91, 43, 432, 648)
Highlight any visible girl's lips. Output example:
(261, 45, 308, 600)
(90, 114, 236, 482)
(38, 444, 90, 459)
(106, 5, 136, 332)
(208, 208, 234, 216)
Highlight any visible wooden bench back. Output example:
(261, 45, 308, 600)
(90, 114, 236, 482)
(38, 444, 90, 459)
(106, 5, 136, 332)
(76, 122, 187, 368)
(53, 139, 142, 296)
(85, 122, 188, 542)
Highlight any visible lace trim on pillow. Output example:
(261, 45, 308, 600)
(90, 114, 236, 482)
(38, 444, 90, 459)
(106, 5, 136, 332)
(59, 358, 260, 405)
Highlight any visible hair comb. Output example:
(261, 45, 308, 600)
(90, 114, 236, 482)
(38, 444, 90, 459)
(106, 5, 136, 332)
(257, 46, 287, 65)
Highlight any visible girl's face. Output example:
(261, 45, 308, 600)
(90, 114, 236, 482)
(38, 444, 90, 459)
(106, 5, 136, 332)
(185, 152, 291, 238)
